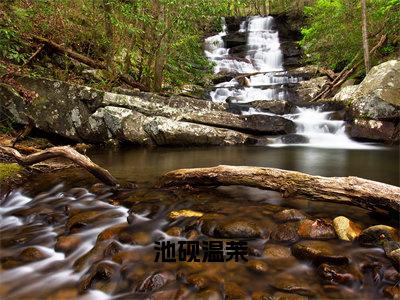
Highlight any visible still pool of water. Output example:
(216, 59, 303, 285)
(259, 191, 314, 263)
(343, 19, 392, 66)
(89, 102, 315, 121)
(88, 146, 400, 186)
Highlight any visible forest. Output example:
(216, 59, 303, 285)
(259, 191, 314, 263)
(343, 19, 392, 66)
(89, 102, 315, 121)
(0, 1, 399, 300)
(1, 0, 398, 92)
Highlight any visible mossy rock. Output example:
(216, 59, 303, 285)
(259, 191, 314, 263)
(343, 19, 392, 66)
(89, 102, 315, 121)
(0, 163, 23, 181)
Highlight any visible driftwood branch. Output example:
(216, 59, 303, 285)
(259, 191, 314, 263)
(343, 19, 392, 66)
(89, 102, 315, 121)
(312, 35, 387, 101)
(30, 35, 149, 92)
(159, 165, 400, 214)
(0, 146, 119, 186)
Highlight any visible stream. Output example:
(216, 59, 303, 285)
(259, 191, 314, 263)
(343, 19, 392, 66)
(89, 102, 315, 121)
(0, 15, 399, 300)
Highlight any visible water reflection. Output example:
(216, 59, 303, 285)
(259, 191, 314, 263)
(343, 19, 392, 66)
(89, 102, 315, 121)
(88, 146, 399, 186)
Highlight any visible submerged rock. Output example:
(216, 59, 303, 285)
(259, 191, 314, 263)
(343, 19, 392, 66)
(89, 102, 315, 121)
(263, 244, 293, 259)
(246, 260, 269, 273)
(291, 241, 350, 265)
(280, 134, 309, 144)
(136, 272, 174, 293)
(355, 225, 399, 247)
(212, 220, 263, 239)
(271, 222, 300, 243)
(223, 282, 248, 299)
(317, 263, 361, 285)
(298, 219, 337, 240)
(273, 209, 307, 222)
(270, 273, 316, 297)
(333, 216, 362, 241)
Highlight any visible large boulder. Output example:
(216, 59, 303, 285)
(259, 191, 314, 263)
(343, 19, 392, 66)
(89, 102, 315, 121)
(142, 116, 254, 146)
(334, 60, 400, 144)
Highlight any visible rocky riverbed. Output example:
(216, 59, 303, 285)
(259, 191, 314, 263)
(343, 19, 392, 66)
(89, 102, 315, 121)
(0, 167, 399, 299)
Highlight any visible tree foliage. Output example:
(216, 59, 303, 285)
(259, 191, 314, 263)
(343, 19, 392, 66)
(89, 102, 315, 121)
(300, 0, 400, 71)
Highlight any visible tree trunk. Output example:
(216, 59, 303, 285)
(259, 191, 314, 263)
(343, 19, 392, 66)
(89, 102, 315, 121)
(159, 165, 400, 215)
(0, 146, 119, 186)
(102, 0, 114, 67)
(361, 0, 370, 72)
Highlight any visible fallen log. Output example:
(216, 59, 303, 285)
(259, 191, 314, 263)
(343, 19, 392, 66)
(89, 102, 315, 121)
(159, 165, 400, 214)
(30, 35, 149, 92)
(0, 145, 119, 186)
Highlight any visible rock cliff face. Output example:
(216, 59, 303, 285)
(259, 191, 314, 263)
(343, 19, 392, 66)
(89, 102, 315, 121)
(0, 77, 296, 146)
(334, 60, 400, 143)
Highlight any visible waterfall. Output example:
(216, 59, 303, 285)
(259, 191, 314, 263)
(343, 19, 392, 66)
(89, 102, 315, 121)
(205, 16, 378, 149)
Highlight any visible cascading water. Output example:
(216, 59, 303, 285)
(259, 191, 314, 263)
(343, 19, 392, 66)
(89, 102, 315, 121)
(205, 16, 379, 149)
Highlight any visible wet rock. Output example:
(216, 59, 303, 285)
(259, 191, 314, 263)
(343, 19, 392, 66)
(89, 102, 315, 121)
(44, 287, 79, 300)
(383, 285, 400, 299)
(298, 219, 336, 240)
(222, 32, 247, 48)
(346, 60, 400, 118)
(270, 292, 308, 300)
(247, 100, 295, 115)
(295, 76, 329, 103)
(103, 241, 123, 257)
(143, 116, 253, 146)
(112, 250, 141, 264)
(273, 209, 307, 223)
(384, 267, 400, 283)
(332, 216, 362, 241)
(97, 223, 129, 241)
(212, 220, 263, 239)
(19, 247, 48, 263)
(356, 225, 399, 247)
(186, 230, 200, 240)
(271, 223, 300, 243)
(246, 260, 269, 273)
(66, 211, 103, 233)
(317, 263, 361, 285)
(263, 244, 293, 259)
(291, 241, 350, 265)
(55, 235, 81, 253)
(187, 273, 210, 289)
(79, 261, 119, 293)
(168, 210, 204, 220)
(280, 134, 309, 144)
(270, 273, 315, 297)
(194, 288, 221, 300)
(345, 119, 398, 143)
(165, 227, 182, 237)
(136, 272, 174, 293)
(223, 282, 248, 299)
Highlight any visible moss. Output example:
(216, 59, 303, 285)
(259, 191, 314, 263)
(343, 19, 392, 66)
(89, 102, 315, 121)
(0, 163, 23, 181)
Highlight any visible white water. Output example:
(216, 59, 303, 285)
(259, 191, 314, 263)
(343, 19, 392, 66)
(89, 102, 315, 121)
(205, 16, 379, 149)
(0, 186, 129, 299)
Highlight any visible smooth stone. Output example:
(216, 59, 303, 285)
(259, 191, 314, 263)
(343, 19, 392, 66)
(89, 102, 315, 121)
(291, 241, 350, 265)
(281, 134, 309, 144)
(317, 263, 361, 285)
(66, 211, 102, 233)
(212, 220, 262, 239)
(223, 282, 248, 299)
(97, 223, 129, 241)
(168, 210, 203, 220)
(187, 273, 210, 289)
(356, 225, 399, 247)
(333, 216, 362, 241)
(263, 244, 293, 259)
(246, 260, 269, 273)
(55, 235, 81, 253)
(270, 273, 315, 297)
(273, 209, 307, 223)
(136, 272, 174, 293)
(19, 247, 48, 263)
(271, 223, 300, 243)
(271, 292, 308, 300)
(383, 285, 400, 299)
(165, 227, 182, 237)
(79, 261, 119, 293)
(298, 219, 336, 240)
